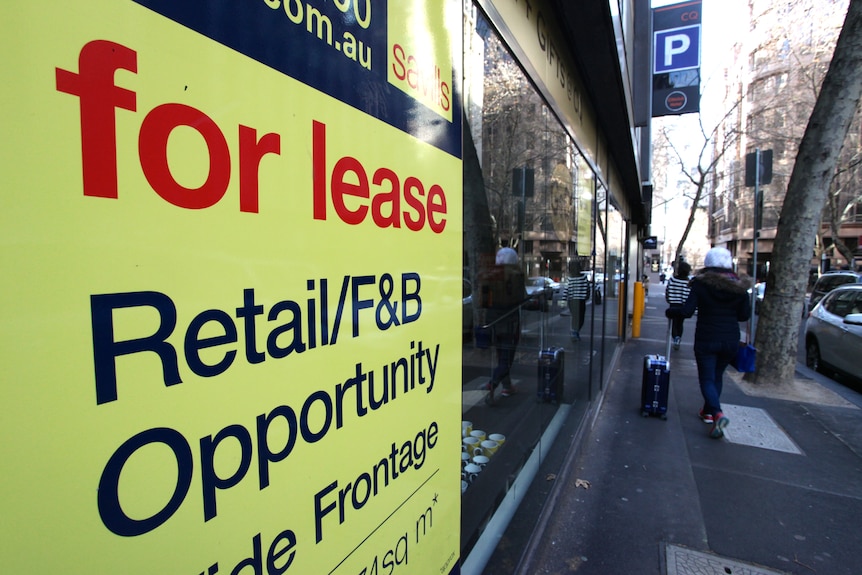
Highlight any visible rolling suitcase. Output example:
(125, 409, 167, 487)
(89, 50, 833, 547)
(641, 320, 672, 419)
(537, 347, 565, 404)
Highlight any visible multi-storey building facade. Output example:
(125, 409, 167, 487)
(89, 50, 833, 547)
(711, 0, 860, 279)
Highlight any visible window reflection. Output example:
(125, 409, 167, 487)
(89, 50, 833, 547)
(460, 6, 608, 557)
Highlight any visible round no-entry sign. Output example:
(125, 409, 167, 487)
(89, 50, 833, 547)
(665, 90, 687, 111)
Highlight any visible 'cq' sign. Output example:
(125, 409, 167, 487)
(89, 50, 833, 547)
(651, 0, 702, 118)
(654, 25, 701, 74)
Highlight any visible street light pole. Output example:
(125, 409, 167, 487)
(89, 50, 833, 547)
(750, 149, 760, 342)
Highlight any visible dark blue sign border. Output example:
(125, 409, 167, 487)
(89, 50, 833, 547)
(132, 0, 462, 159)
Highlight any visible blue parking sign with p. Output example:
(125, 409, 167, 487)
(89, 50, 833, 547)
(654, 25, 700, 73)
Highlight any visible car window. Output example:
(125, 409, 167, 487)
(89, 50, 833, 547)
(821, 277, 839, 291)
(823, 290, 857, 317)
(825, 275, 857, 291)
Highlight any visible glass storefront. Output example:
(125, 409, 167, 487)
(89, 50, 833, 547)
(604, 200, 627, 385)
(460, 4, 630, 556)
(591, 183, 609, 399)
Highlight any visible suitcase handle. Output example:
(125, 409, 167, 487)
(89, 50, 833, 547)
(665, 318, 673, 367)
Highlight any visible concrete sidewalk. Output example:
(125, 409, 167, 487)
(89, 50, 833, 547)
(485, 279, 862, 575)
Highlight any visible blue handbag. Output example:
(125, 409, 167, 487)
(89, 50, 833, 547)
(735, 341, 756, 373)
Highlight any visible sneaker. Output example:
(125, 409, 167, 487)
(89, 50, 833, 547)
(673, 337, 681, 350)
(500, 386, 517, 397)
(710, 412, 729, 438)
(698, 409, 714, 424)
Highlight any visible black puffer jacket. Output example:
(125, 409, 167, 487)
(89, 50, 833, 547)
(679, 267, 752, 347)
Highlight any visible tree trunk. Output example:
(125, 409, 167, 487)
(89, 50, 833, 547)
(754, 0, 862, 385)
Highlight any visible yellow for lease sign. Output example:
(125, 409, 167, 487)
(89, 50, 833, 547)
(0, 1, 463, 573)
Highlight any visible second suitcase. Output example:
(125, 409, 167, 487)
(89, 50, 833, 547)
(537, 347, 565, 404)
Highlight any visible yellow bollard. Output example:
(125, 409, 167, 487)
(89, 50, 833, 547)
(633, 282, 644, 337)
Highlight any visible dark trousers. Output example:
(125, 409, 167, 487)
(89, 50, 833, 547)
(667, 304, 685, 338)
(491, 318, 520, 388)
(491, 345, 517, 388)
(694, 339, 737, 415)
(568, 299, 586, 331)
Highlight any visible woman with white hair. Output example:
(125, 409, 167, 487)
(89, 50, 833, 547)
(479, 247, 526, 405)
(671, 247, 751, 438)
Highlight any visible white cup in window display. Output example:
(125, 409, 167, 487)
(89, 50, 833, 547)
(488, 433, 506, 445)
(461, 452, 471, 466)
(481, 439, 499, 456)
(462, 436, 480, 452)
(461, 480, 468, 494)
(464, 463, 482, 483)
(472, 455, 490, 468)
(469, 429, 486, 442)
(462, 421, 473, 437)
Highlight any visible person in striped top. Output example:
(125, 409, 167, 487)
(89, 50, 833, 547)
(564, 260, 591, 341)
(665, 261, 692, 350)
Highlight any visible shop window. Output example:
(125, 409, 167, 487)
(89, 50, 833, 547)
(460, 5, 600, 558)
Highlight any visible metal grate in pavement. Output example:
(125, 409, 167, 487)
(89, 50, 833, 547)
(666, 544, 790, 575)
(719, 404, 802, 454)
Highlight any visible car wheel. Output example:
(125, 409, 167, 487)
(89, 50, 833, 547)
(805, 338, 822, 373)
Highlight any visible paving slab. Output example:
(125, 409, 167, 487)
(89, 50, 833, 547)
(720, 404, 802, 454)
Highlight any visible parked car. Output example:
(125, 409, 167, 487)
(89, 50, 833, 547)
(804, 284, 862, 380)
(540, 276, 565, 305)
(525, 276, 556, 311)
(807, 270, 862, 313)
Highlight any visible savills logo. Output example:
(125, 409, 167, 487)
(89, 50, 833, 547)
(386, 5, 453, 122)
